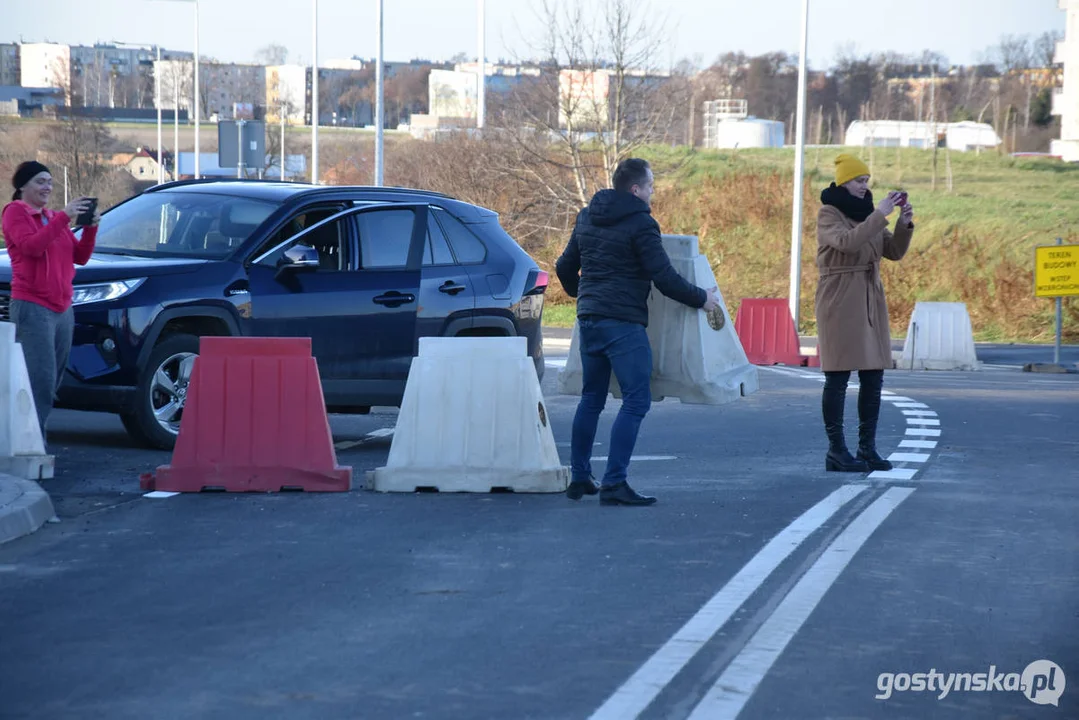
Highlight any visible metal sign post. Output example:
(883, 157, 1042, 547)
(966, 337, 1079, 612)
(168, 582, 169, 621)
(236, 119, 246, 178)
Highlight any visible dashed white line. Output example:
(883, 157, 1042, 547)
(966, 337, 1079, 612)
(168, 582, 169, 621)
(905, 418, 941, 426)
(591, 455, 676, 462)
(686, 487, 915, 719)
(893, 402, 929, 409)
(887, 452, 930, 463)
(901, 409, 938, 416)
(588, 485, 868, 720)
(143, 491, 180, 499)
(899, 439, 938, 449)
(905, 428, 942, 437)
(868, 468, 919, 481)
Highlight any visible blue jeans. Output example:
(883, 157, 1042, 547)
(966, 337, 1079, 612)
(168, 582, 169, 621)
(571, 317, 653, 488)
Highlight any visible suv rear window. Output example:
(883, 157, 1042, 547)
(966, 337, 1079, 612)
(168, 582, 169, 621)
(433, 208, 487, 264)
(92, 191, 280, 259)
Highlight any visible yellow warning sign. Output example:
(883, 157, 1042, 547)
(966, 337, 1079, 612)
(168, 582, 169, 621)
(1035, 244, 1079, 298)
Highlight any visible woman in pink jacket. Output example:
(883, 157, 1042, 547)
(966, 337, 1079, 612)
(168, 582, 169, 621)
(2, 161, 99, 440)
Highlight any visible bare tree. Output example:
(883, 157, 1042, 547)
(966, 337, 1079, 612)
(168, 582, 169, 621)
(994, 35, 1033, 73)
(497, 0, 678, 214)
(255, 44, 289, 66)
(1034, 31, 1063, 69)
(42, 113, 128, 203)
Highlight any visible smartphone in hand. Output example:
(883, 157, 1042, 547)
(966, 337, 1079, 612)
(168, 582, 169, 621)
(894, 191, 908, 207)
(75, 197, 98, 226)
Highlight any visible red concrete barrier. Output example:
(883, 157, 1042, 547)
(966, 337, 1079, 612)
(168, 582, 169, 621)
(734, 298, 810, 367)
(141, 337, 351, 492)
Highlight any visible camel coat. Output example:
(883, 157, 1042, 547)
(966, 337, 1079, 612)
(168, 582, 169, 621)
(814, 206, 913, 372)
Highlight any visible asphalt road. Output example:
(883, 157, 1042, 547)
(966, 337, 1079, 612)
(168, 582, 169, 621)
(0, 337, 1076, 720)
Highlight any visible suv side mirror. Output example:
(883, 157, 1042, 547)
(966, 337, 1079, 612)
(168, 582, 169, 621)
(274, 244, 320, 280)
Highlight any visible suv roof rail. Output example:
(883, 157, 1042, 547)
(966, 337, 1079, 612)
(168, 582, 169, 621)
(143, 178, 454, 200)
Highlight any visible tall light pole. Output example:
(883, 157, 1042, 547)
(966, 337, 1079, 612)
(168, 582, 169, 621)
(149, 0, 200, 178)
(156, 45, 163, 184)
(311, 0, 319, 184)
(789, 0, 810, 331)
(374, 0, 384, 186)
(477, 0, 485, 130)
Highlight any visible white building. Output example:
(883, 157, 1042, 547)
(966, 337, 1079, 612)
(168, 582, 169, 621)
(20, 43, 71, 94)
(1052, 0, 1079, 161)
(844, 120, 1000, 152)
(702, 99, 785, 149)
(266, 65, 308, 125)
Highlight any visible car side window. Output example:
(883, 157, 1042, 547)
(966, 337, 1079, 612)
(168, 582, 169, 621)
(254, 206, 348, 270)
(357, 208, 416, 269)
(433, 208, 487, 264)
(424, 213, 456, 266)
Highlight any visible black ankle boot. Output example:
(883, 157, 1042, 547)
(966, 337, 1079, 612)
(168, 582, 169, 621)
(822, 375, 868, 473)
(857, 446, 893, 471)
(826, 446, 869, 472)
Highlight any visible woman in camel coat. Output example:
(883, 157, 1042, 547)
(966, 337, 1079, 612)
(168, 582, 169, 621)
(815, 154, 914, 472)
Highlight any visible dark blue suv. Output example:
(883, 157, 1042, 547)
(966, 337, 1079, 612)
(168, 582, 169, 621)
(0, 180, 549, 449)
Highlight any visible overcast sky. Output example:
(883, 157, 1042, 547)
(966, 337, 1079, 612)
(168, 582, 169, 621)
(5, 0, 1068, 69)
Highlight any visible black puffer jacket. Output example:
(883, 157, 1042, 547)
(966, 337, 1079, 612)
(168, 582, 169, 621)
(555, 189, 705, 327)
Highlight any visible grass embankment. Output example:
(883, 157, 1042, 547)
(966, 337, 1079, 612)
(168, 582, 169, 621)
(540, 147, 1079, 342)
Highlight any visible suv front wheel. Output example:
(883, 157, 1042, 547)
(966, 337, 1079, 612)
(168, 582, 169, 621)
(121, 333, 200, 450)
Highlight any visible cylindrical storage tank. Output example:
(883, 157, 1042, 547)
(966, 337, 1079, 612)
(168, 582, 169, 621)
(714, 118, 786, 148)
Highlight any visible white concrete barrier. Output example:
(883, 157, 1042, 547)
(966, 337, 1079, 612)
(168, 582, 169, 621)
(557, 235, 759, 404)
(370, 337, 569, 493)
(899, 302, 980, 371)
(0, 322, 54, 480)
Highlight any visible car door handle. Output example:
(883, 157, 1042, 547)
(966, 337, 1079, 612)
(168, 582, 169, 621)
(439, 281, 467, 296)
(373, 291, 416, 308)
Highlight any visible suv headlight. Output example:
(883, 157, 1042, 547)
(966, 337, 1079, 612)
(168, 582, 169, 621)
(71, 278, 146, 305)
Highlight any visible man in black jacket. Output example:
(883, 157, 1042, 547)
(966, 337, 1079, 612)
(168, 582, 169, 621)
(556, 158, 719, 506)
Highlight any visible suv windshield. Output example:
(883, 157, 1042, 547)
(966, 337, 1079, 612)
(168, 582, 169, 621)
(91, 191, 280, 259)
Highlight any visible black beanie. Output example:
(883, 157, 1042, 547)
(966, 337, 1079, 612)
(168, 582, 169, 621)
(11, 161, 51, 201)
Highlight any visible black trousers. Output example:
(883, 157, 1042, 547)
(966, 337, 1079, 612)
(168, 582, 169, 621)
(822, 369, 884, 450)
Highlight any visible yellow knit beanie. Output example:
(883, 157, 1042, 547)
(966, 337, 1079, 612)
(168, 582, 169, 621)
(834, 154, 870, 187)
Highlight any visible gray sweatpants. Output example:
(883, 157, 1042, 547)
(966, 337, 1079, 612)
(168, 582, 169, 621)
(10, 299, 74, 436)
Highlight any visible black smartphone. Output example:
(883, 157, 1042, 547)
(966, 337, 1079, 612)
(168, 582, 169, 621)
(75, 197, 98, 227)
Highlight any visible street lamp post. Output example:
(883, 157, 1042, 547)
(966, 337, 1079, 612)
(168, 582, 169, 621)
(789, 0, 810, 331)
(477, 0, 485, 130)
(374, 0, 384, 186)
(311, 0, 319, 184)
(156, 45, 163, 184)
(149, 0, 200, 178)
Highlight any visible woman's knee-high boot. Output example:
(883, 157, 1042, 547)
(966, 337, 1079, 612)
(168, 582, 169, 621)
(857, 370, 893, 471)
(823, 375, 868, 472)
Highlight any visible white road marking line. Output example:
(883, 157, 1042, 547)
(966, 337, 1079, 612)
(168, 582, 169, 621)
(868, 467, 919, 481)
(901, 410, 937, 416)
(899, 439, 938, 449)
(884, 396, 915, 402)
(893, 402, 929, 409)
(758, 366, 813, 379)
(905, 418, 941, 426)
(588, 485, 868, 720)
(591, 455, 676, 462)
(887, 452, 930, 463)
(905, 428, 942, 437)
(880, 390, 896, 395)
(686, 487, 915, 719)
(545, 358, 568, 369)
(334, 428, 396, 450)
(143, 491, 180, 499)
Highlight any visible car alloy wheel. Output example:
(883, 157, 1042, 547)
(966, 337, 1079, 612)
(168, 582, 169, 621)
(150, 351, 197, 436)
